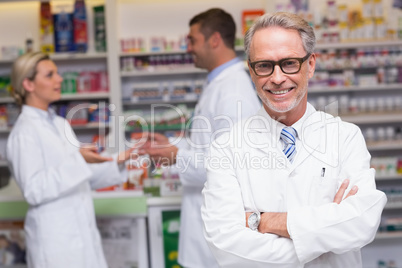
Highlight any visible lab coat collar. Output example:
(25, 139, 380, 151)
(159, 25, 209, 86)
(209, 61, 245, 85)
(200, 61, 246, 105)
(248, 103, 316, 142)
(22, 105, 57, 122)
(245, 103, 328, 170)
(207, 57, 240, 84)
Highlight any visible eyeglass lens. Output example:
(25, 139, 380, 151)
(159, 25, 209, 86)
(254, 59, 301, 76)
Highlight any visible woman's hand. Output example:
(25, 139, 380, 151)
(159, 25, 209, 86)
(79, 145, 113, 163)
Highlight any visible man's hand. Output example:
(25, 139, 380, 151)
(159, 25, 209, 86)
(333, 179, 358, 204)
(80, 145, 113, 163)
(138, 132, 178, 166)
(116, 147, 137, 165)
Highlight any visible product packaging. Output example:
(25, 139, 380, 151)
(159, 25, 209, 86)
(53, 11, 75, 52)
(93, 5, 107, 52)
(77, 71, 95, 92)
(40, 1, 54, 53)
(0, 106, 7, 129)
(73, 0, 88, 52)
(61, 71, 78, 93)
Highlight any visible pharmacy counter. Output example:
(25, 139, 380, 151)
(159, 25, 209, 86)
(147, 195, 181, 207)
(0, 181, 150, 268)
(0, 186, 148, 220)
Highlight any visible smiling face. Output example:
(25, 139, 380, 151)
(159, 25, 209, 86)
(248, 26, 316, 125)
(24, 60, 63, 110)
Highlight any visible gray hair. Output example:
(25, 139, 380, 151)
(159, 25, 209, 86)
(11, 52, 50, 106)
(244, 12, 316, 59)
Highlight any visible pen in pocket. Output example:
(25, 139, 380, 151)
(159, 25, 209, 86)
(321, 167, 326, 177)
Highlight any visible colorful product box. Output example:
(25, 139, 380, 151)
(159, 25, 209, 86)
(93, 5, 107, 52)
(73, 0, 88, 52)
(40, 2, 55, 53)
(53, 12, 75, 52)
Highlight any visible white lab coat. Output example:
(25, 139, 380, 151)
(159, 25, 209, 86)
(201, 104, 387, 268)
(6, 105, 127, 268)
(175, 61, 261, 267)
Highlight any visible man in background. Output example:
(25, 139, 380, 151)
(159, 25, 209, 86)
(139, 8, 260, 268)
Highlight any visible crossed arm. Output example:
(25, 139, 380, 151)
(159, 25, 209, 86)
(246, 179, 359, 237)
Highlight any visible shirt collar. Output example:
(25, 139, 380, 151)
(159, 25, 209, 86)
(292, 103, 315, 142)
(257, 102, 316, 144)
(207, 57, 240, 84)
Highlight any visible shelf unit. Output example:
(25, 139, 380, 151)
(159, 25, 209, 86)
(367, 141, 402, 151)
(385, 202, 402, 210)
(377, 174, 402, 181)
(375, 231, 402, 240)
(341, 112, 402, 124)
(0, 0, 115, 188)
(309, 83, 402, 94)
(121, 68, 206, 77)
(122, 98, 199, 106)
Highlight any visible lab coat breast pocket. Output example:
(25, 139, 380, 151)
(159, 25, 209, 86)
(309, 176, 340, 206)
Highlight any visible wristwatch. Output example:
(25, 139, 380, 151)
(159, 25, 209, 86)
(248, 212, 261, 231)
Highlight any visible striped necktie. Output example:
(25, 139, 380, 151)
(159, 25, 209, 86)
(280, 127, 297, 163)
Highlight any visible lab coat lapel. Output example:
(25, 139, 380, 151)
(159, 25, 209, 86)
(242, 112, 284, 159)
(289, 111, 334, 172)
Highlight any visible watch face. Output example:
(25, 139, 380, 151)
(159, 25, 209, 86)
(249, 214, 258, 225)
(248, 212, 260, 230)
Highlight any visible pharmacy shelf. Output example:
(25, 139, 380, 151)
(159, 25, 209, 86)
(0, 93, 110, 104)
(125, 123, 187, 133)
(309, 83, 402, 94)
(71, 123, 109, 130)
(367, 141, 402, 151)
(0, 52, 107, 64)
(375, 231, 402, 240)
(120, 50, 188, 57)
(0, 97, 14, 104)
(232, 41, 402, 52)
(0, 127, 11, 134)
(0, 123, 108, 134)
(0, 0, 36, 2)
(384, 202, 402, 210)
(0, 58, 13, 64)
(315, 65, 386, 72)
(49, 52, 107, 61)
(376, 174, 402, 181)
(121, 68, 206, 77)
(315, 40, 402, 50)
(60, 92, 110, 101)
(119, 46, 244, 57)
(122, 98, 198, 106)
(340, 112, 402, 124)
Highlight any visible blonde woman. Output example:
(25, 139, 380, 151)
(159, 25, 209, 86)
(6, 52, 133, 268)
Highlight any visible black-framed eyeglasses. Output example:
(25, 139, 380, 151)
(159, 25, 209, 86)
(249, 53, 311, 77)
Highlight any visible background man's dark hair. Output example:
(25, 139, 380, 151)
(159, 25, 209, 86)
(189, 8, 236, 49)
